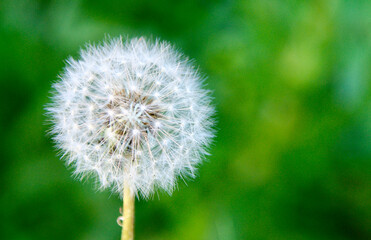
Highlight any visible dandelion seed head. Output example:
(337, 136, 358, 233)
(47, 36, 215, 198)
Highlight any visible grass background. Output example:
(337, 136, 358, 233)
(0, 0, 370, 239)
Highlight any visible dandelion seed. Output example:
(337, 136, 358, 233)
(46, 36, 215, 200)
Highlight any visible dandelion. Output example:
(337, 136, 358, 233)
(46, 36, 214, 240)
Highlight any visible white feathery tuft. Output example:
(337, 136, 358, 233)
(46, 36, 215, 198)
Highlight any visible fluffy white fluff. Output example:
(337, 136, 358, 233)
(47, 37, 214, 198)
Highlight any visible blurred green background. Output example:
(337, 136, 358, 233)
(0, 0, 370, 239)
